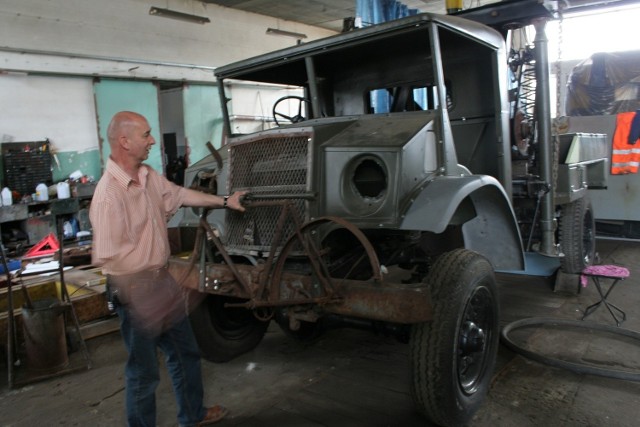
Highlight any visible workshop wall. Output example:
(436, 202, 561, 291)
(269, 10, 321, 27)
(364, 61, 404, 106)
(0, 74, 101, 185)
(0, 75, 225, 187)
(0, 0, 335, 78)
(0, 0, 336, 188)
(184, 84, 223, 162)
(94, 79, 163, 173)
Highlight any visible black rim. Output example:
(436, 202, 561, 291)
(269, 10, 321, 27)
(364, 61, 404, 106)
(457, 285, 495, 395)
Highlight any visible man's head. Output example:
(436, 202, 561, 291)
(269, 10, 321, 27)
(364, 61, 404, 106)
(107, 111, 156, 164)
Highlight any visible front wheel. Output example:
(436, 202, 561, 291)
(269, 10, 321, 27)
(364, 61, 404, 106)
(410, 249, 499, 426)
(189, 295, 269, 362)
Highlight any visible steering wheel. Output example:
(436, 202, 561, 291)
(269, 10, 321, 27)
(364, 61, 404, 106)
(272, 96, 311, 126)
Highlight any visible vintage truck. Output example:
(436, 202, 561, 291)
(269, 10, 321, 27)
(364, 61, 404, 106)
(168, 5, 607, 425)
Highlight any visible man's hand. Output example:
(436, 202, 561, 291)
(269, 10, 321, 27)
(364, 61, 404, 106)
(225, 191, 247, 212)
(180, 188, 248, 212)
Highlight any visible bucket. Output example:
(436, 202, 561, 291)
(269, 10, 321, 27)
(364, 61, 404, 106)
(57, 182, 70, 199)
(22, 298, 69, 371)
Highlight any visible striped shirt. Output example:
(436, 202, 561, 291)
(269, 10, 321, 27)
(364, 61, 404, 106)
(89, 157, 186, 275)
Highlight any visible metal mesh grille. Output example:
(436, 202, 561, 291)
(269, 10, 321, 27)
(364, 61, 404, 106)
(226, 132, 311, 254)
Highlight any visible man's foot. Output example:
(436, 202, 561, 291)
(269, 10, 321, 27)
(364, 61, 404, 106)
(198, 405, 229, 426)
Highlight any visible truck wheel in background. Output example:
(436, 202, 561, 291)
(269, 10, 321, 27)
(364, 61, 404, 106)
(410, 249, 499, 427)
(189, 295, 269, 362)
(559, 196, 596, 274)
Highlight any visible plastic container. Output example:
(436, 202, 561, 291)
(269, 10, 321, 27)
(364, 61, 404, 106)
(57, 181, 70, 199)
(1, 187, 12, 206)
(63, 218, 79, 239)
(36, 183, 49, 201)
(0, 258, 21, 274)
(69, 170, 83, 181)
(63, 221, 73, 239)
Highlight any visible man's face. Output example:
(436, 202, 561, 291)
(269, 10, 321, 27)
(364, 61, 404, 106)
(126, 118, 155, 161)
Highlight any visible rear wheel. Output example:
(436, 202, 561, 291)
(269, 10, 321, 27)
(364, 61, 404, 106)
(410, 249, 499, 426)
(559, 196, 596, 274)
(189, 295, 269, 362)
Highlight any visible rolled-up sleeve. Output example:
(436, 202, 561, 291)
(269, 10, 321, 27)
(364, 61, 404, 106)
(160, 178, 187, 219)
(90, 196, 124, 267)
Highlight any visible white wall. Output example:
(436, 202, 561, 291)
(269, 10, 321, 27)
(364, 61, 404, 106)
(0, 0, 336, 80)
(0, 0, 337, 185)
(0, 74, 98, 152)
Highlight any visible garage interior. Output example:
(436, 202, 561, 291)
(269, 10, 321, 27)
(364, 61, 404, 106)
(1, 0, 640, 426)
(1, 239, 639, 426)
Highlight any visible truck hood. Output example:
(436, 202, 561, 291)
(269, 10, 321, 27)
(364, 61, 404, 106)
(320, 112, 437, 149)
(255, 111, 438, 150)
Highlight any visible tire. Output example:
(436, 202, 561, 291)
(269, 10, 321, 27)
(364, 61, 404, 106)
(409, 249, 499, 427)
(559, 196, 596, 274)
(189, 295, 269, 362)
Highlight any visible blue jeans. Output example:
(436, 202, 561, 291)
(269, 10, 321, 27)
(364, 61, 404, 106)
(116, 303, 206, 427)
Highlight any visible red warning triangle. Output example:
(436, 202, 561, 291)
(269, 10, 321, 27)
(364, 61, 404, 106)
(23, 233, 60, 258)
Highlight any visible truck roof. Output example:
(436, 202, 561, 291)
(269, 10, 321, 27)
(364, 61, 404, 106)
(214, 12, 504, 84)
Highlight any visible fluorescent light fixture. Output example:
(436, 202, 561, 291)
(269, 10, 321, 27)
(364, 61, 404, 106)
(149, 6, 210, 24)
(266, 28, 307, 39)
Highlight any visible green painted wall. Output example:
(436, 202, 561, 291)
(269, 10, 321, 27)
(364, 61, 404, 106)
(183, 84, 223, 165)
(93, 79, 162, 174)
(52, 149, 101, 183)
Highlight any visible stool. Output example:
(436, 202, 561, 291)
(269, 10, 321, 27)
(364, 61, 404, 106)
(580, 265, 629, 326)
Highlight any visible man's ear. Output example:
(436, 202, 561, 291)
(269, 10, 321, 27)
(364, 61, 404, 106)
(118, 135, 130, 151)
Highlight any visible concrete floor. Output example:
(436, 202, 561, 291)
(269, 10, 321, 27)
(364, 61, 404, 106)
(1, 239, 640, 426)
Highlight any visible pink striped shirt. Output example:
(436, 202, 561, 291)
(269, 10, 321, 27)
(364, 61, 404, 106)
(89, 158, 186, 275)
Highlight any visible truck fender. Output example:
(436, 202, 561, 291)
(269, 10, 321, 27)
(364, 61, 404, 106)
(400, 175, 525, 271)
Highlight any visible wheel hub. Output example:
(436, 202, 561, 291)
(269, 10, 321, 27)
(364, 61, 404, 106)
(460, 321, 486, 354)
(457, 286, 495, 395)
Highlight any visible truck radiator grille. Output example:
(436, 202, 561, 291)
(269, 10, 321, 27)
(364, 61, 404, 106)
(225, 132, 312, 255)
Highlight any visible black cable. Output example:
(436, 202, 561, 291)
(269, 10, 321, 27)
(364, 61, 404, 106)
(501, 317, 640, 381)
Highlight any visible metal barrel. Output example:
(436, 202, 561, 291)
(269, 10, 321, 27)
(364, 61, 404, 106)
(22, 298, 69, 371)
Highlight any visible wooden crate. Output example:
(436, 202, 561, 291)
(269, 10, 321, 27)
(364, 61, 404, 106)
(0, 269, 113, 345)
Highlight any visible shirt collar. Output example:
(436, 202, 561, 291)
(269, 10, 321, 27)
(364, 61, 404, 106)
(106, 157, 149, 188)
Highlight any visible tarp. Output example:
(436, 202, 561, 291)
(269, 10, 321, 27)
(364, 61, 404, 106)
(566, 50, 640, 116)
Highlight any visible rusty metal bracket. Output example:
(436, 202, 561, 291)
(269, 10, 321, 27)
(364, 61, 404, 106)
(189, 196, 382, 316)
(271, 216, 383, 284)
(224, 296, 340, 309)
(198, 217, 255, 297)
(205, 141, 223, 171)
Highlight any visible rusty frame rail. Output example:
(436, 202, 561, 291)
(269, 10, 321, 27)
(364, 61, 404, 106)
(169, 258, 432, 324)
(170, 196, 432, 324)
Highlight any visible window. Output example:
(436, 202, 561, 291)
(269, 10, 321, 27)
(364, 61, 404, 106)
(368, 83, 452, 114)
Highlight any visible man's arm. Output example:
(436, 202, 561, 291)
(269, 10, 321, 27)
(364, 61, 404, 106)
(90, 198, 126, 266)
(180, 189, 246, 212)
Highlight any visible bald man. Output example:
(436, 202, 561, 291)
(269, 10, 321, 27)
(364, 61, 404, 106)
(90, 111, 242, 426)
